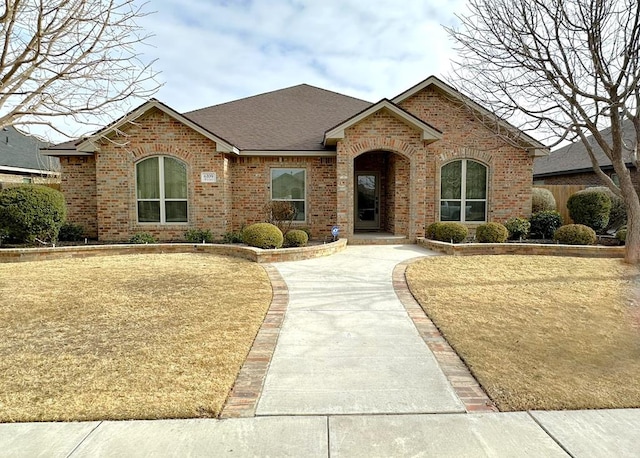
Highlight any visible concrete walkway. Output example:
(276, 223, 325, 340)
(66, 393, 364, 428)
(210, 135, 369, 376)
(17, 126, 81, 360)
(256, 244, 463, 415)
(2, 245, 640, 457)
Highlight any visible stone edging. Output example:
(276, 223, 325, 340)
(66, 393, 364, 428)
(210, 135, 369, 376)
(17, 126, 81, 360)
(418, 237, 625, 258)
(393, 258, 498, 413)
(0, 239, 347, 264)
(220, 264, 289, 418)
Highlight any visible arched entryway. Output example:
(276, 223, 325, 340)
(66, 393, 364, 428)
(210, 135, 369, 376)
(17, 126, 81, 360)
(353, 151, 410, 236)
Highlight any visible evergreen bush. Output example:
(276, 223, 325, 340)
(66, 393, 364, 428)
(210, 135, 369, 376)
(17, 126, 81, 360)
(0, 185, 66, 243)
(475, 222, 509, 243)
(242, 223, 283, 249)
(553, 224, 597, 245)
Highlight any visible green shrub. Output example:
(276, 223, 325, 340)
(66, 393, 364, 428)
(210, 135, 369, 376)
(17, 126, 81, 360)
(242, 223, 283, 249)
(223, 229, 244, 244)
(426, 222, 444, 239)
(504, 217, 531, 240)
(58, 222, 85, 242)
(433, 222, 468, 243)
(475, 222, 509, 243)
(616, 227, 627, 244)
(298, 226, 312, 240)
(185, 228, 214, 243)
(567, 188, 612, 233)
(0, 185, 66, 243)
(532, 187, 557, 213)
(529, 210, 563, 239)
(129, 232, 157, 244)
(553, 224, 597, 245)
(580, 187, 626, 231)
(283, 229, 309, 247)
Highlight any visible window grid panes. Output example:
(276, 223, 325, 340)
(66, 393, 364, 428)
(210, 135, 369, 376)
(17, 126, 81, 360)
(136, 156, 188, 223)
(271, 168, 306, 222)
(440, 160, 487, 222)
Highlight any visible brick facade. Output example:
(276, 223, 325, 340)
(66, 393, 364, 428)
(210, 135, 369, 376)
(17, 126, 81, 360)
(58, 85, 537, 242)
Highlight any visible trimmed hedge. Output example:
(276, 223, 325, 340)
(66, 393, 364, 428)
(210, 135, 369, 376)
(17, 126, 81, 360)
(425, 222, 444, 239)
(616, 227, 627, 244)
(504, 217, 531, 240)
(0, 185, 66, 243)
(567, 188, 612, 233)
(532, 187, 557, 213)
(242, 223, 284, 249)
(475, 222, 509, 243)
(432, 222, 468, 243)
(578, 187, 626, 231)
(284, 229, 309, 247)
(553, 224, 597, 245)
(529, 210, 563, 239)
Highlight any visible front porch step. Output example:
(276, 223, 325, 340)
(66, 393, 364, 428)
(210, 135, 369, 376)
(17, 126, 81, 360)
(349, 233, 412, 245)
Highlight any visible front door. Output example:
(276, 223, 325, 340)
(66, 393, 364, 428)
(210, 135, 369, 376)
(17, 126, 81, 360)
(355, 172, 380, 230)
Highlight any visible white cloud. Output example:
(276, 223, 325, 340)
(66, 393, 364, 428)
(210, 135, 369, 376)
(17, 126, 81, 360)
(137, 0, 467, 112)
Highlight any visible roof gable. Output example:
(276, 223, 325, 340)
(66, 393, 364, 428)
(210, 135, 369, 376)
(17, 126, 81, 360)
(323, 99, 442, 146)
(76, 99, 239, 154)
(393, 76, 548, 157)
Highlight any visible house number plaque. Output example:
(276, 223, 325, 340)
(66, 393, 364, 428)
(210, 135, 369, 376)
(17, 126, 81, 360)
(200, 172, 217, 183)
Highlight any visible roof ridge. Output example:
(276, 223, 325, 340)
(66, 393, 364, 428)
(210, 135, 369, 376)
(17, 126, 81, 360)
(184, 83, 371, 115)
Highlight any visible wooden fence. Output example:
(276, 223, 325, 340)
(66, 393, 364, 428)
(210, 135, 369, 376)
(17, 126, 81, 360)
(536, 184, 587, 224)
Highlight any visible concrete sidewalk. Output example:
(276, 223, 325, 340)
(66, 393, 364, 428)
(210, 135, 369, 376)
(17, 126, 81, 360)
(2, 245, 640, 456)
(2, 409, 640, 457)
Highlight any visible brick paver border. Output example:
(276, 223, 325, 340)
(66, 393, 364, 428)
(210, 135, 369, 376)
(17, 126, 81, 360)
(393, 259, 499, 413)
(220, 265, 289, 418)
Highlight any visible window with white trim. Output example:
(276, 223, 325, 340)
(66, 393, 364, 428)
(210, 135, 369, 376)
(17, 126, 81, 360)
(271, 168, 306, 221)
(440, 159, 487, 222)
(136, 156, 188, 223)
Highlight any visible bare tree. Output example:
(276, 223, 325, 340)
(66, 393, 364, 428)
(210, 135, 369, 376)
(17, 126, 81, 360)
(447, 0, 640, 263)
(0, 0, 159, 139)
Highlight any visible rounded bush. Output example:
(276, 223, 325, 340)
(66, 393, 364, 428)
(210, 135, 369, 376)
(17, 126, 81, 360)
(529, 210, 563, 239)
(504, 217, 531, 240)
(532, 187, 557, 213)
(577, 187, 626, 231)
(0, 185, 66, 243)
(567, 188, 612, 233)
(242, 223, 283, 249)
(425, 222, 444, 240)
(284, 229, 309, 247)
(433, 222, 468, 243)
(129, 232, 157, 244)
(553, 224, 597, 245)
(475, 222, 509, 243)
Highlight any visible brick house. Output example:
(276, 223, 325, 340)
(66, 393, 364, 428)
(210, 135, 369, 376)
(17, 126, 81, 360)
(42, 76, 547, 242)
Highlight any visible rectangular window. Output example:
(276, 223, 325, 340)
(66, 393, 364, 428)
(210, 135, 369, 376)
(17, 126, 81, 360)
(271, 168, 306, 221)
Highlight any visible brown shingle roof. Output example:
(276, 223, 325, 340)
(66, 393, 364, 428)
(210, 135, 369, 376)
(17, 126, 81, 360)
(183, 84, 372, 151)
(534, 119, 636, 176)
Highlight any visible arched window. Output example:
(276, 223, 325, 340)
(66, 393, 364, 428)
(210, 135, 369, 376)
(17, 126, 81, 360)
(136, 156, 188, 223)
(440, 159, 487, 222)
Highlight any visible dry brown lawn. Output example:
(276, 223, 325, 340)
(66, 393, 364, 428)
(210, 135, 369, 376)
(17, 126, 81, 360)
(406, 255, 640, 411)
(0, 253, 271, 422)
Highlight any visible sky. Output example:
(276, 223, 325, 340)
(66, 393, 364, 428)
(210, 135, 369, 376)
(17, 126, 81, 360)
(135, 0, 467, 113)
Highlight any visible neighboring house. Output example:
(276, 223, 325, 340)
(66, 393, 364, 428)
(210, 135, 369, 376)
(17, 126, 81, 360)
(0, 126, 59, 186)
(534, 119, 637, 188)
(42, 76, 547, 242)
